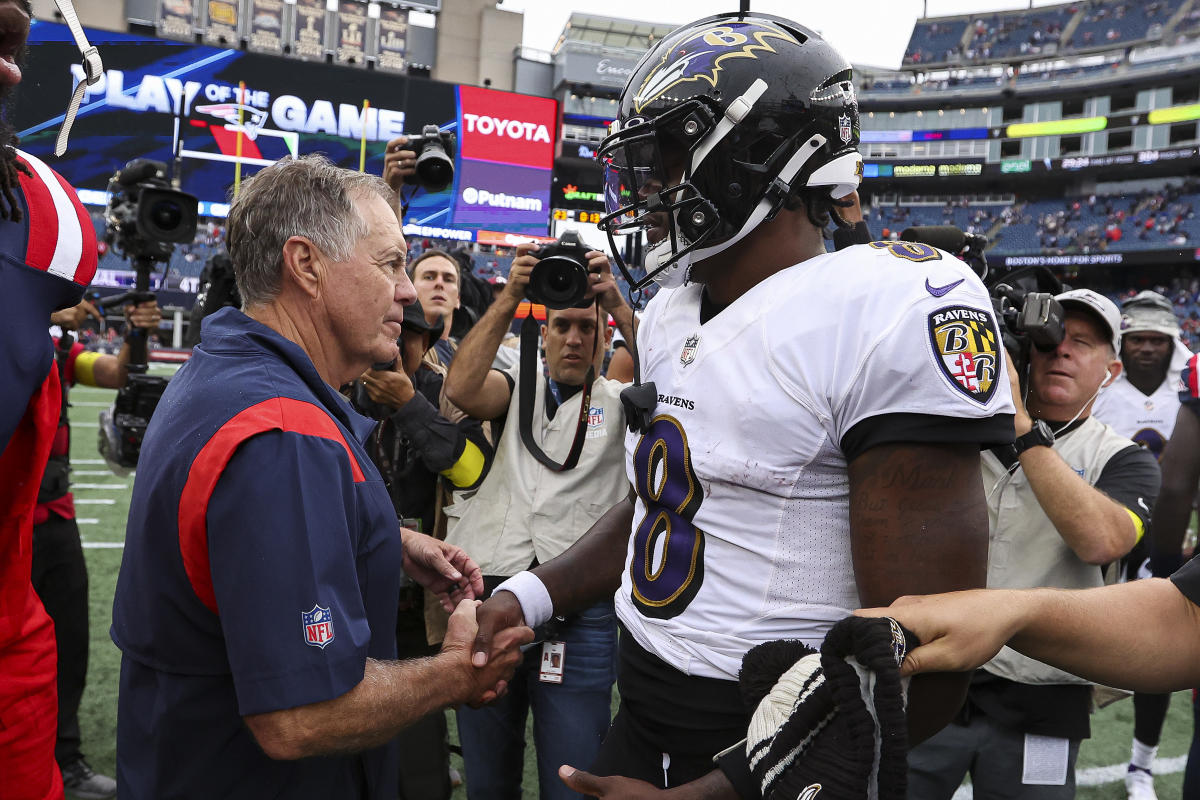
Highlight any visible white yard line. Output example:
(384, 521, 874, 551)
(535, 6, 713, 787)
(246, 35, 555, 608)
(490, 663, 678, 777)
(74, 498, 116, 505)
(72, 483, 128, 490)
(81, 541, 124, 549)
(75, 518, 99, 524)
(950, 755, 1189, 798)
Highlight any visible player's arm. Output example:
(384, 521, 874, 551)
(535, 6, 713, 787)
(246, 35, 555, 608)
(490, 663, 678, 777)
(244, 599, 531, 759)
(443, 244, 537, 420)
(1151, 404, 1200, 576)
(859, 577, 1200, 694)
(472, 495, 634, 665)
(848, 440, 990, 744)
(86, 301, 164, 389)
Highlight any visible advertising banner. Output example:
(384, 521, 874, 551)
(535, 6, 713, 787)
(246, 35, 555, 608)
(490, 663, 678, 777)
(157, 0, 198, 40)
(246, 0, 285, 54)
(292, 0, 328, 61)
(17, 22, 555, 235)
(336, 1, 369, 67)
(203, 0, 240, 46)
(376, 5, 408, 73)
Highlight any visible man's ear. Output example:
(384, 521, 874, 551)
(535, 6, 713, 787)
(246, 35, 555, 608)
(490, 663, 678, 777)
(281, 236, 322, 299)
(1105, 358, 1123, 387)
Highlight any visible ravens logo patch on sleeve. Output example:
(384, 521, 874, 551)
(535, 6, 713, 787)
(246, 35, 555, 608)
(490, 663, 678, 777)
(928, 305, 1000, 404)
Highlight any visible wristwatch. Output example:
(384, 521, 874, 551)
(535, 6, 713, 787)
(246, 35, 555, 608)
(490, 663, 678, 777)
(1014, 419, 1055, 455)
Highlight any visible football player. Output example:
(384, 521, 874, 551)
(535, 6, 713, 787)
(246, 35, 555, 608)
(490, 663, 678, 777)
(473, 11, 1015, 797)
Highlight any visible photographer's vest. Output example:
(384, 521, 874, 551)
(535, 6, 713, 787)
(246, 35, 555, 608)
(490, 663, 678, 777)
(981, 415, 1136, 685)
(444, 365, 628, 577)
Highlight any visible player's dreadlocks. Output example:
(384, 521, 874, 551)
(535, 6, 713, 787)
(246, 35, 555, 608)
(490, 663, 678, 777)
(0, 141, 32, 222)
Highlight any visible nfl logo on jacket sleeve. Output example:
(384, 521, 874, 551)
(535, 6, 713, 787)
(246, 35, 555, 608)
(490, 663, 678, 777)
(302, 605, 335, 649)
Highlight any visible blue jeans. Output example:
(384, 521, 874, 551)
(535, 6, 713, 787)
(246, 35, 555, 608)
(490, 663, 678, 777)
(456, 599, 618, 800)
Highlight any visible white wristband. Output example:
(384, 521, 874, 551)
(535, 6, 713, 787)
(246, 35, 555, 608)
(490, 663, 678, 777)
(493, 570, 553, 629)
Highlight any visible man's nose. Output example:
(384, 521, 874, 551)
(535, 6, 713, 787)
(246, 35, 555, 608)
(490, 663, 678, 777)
(395, 271, 417, 306)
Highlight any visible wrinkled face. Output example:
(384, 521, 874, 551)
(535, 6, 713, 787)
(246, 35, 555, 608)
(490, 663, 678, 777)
(322, 192, 415, 375)
(1029, 310, 1117, 415)
(1121, 331, 1172, 376)
(542, 304, 600, 386)
(411, 255, 460, 326)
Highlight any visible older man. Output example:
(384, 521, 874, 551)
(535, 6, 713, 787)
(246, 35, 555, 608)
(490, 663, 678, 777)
(110, 156, 531, 800)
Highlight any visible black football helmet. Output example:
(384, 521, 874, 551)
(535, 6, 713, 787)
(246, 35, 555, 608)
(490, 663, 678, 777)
(597, 12, 863, 290)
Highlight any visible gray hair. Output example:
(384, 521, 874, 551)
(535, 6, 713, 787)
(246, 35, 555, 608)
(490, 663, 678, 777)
(227, 154, 396, 307)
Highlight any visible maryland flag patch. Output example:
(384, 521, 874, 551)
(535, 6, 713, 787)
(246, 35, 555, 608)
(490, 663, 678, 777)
(928, 305, 1001, 404)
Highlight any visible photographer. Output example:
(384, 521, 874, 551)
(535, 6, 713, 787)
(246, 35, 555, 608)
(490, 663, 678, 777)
(441, 242, 634, 800)
(907, 290, 1161, 800)
(37, 296, 159, 799)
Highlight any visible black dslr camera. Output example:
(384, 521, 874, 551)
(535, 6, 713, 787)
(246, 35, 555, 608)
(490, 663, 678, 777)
(526, 231, 593, 310)
(98, 159, 199, 473)
(403, 125, 456, 192)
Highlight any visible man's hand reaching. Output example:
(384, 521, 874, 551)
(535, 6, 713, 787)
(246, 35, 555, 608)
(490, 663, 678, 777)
(400, 528, 485, 611)
(442, 599, 533, 706)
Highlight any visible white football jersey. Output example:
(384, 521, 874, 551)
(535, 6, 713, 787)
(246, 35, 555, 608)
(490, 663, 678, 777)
(1093, 371, 1180, 459)
(616, 241, 1015, 680)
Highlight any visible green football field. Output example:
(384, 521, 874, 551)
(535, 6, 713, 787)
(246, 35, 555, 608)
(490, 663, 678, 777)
(66, 372, 1195, 798)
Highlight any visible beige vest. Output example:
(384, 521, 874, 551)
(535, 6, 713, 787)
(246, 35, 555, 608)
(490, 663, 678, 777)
(982, 415, 1136, 685)
(444, 367, 629, 576)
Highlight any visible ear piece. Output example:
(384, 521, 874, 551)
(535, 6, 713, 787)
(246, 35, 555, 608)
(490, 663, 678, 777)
(1100, 370, 1115, 389)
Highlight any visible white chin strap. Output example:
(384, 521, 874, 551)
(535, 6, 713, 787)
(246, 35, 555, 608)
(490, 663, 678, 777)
(54, 0, 104, 156)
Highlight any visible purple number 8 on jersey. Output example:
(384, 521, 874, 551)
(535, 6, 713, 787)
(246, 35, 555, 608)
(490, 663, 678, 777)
(629, 416, 706, 619)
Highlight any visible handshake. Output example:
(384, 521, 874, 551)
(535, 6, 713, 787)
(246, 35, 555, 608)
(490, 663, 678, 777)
(401, 528, 534, 706)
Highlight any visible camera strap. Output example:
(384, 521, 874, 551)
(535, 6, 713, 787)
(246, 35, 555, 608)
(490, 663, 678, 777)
(518, 312, 593, 472)
(53, 0, 104, 157)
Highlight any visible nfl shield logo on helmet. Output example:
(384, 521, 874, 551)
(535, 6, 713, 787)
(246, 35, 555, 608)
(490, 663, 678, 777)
(680, 334, 700, 366)
(928, 305, 1000, 405)
(838, 113, 853, 144)
(302, 604, 335, 649)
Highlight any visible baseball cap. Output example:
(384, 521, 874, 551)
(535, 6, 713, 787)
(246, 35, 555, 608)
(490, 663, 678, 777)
(401, 299, 444, 340)
(1120, 290, 1180, 338)
(1055, 289, 1121, 352)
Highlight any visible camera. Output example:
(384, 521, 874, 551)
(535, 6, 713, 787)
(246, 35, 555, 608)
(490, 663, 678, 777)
(104, 159, 199, 262)
(526, 231, 593, 310)
(403, 125, 456, 193)
(97, 158, 198, 473)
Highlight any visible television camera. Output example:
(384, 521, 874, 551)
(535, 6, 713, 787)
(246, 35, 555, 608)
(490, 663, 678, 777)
(97, 159, 199, 474)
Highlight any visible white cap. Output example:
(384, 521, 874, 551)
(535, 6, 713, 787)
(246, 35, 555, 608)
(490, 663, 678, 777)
(1120, 290, 1180, 339)
(1055, 289, 1121, 352)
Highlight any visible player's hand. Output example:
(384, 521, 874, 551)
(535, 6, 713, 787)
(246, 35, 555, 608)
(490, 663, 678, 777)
(586, 252, 625, 314)
(442, 599, 533, 706)
(558, 767, 670, 798)
(362, 364, 416, 408)
(856, 589, 1029, 676)
(502, 242, 539, 303)
(471, 591, 527, 668)
(125, 300, 162, 332)
(51, 299, 103, 330)
(383, 136, 418, 192)
(400, 528, 485, 611)
(1004, 355, 1033, 437)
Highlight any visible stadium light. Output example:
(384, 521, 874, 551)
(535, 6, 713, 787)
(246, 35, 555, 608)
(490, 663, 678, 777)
(1006, 117, 1107, 138)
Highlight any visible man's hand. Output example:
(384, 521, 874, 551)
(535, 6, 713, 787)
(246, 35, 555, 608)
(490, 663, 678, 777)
(442, 599, 533, 706)
(471, 591, 526, 668)
(50, 299, 102, 331)
(361, 364, 415, 408)
(400, 528, 485, 612)
(558, 767, 669, 798)
(1004, 355, 1033, 437)
(857, 590, 1030, 676)
(382, 136, 417, 193)
(586, 252, 627, 315)
(502, 242, 538, 303)
(125, 300, 163, 332)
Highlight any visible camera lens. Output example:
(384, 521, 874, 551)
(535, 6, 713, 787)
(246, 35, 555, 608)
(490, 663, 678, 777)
(150, 200, 183, 231)
(528, 256, 590, 309)
(416, 156, 453, 192)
